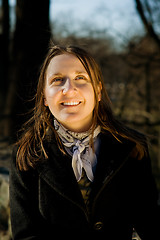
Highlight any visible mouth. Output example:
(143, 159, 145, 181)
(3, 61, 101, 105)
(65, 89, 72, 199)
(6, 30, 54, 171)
(61, 101, 81, 107)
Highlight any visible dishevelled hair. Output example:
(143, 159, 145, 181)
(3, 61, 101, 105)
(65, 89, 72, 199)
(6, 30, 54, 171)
(16, 44, 147, 171)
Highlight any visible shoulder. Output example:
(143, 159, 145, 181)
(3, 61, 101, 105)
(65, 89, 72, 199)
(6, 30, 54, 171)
(10, 145, 38, 185)
(100, 128, 148, 160)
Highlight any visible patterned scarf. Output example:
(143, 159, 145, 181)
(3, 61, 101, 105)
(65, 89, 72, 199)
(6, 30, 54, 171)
(54, 119, 101, 182)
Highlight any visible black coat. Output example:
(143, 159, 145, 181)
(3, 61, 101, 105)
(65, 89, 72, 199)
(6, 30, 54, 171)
(9, 130, 160, 240)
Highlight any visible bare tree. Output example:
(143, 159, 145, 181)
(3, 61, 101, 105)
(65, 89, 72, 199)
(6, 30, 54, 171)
(135, 0, 160, 49)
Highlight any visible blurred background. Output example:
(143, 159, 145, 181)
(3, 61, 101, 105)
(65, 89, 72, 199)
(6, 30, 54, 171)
(0, 0, 160, 238)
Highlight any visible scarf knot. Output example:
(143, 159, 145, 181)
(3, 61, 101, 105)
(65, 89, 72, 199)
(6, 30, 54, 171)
(54, 119, 101, 182)
(73, 140, 85, 152)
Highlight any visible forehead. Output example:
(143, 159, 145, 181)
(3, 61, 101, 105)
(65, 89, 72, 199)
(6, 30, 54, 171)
(46, 53, 87, 75)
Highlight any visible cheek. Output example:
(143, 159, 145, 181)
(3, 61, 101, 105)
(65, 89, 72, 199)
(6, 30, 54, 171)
(85, 87, 96, 106)
(44, 87, 61, 111)
(45, 87, 57, 98)
(44, 87, 62, 106)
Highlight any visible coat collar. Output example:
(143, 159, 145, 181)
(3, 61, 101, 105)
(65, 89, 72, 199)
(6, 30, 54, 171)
(37, 136, 86, 209)
(37, 130, 136, 209)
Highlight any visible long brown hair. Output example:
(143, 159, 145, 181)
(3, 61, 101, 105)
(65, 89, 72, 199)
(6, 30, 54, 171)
(16, 44, 147, 171)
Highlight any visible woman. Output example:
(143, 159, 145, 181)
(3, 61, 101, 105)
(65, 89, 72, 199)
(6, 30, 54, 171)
(10, 45, 160, 239)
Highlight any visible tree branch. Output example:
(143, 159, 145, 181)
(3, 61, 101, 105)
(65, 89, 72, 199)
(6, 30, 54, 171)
(135, 0, 160, 49)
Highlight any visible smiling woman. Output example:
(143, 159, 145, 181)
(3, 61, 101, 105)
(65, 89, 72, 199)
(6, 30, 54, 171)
(9, 44, 160, 240)
(44, 53, 98, 132)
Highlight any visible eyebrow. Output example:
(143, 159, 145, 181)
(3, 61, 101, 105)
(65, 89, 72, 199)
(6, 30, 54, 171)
(49, 73, 63, 77)
(75, 71, 88, 75)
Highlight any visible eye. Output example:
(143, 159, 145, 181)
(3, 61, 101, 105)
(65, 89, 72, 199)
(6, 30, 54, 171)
(75, 75, 87, 81)
(54, 77, 63, 82)
(50, 77, 64, 85)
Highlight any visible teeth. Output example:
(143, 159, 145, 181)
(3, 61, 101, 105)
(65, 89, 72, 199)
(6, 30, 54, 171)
(63, 102, 80, 106)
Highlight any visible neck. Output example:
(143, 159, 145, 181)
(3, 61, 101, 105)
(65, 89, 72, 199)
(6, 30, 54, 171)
(59, 122, 93, 133)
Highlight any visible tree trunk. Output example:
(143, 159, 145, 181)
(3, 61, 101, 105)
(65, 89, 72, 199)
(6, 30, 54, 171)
(144, 61, 151, 123)
(0, 0, 9, 111)
(5, 0, 51, 139)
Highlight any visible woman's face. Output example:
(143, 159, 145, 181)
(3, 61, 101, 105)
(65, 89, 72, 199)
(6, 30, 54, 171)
(44, 53, 98, 132)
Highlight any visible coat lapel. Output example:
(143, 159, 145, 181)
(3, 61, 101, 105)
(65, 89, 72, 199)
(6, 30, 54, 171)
(90, 131, 136, 199)
(37, 139, 86, 209)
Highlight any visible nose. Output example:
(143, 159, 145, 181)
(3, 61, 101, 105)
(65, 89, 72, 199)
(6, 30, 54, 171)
(62, 78, 76, 94)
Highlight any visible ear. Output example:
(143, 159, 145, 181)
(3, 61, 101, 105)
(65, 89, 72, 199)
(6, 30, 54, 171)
(97, 82, 102, 101)
(44, 98, 48, 106)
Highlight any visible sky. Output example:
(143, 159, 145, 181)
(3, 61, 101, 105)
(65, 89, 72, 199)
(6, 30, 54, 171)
(50, 0, 145, 45)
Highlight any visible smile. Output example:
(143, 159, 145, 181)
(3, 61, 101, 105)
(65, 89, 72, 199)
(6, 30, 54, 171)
(61, 101, 81, 106)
